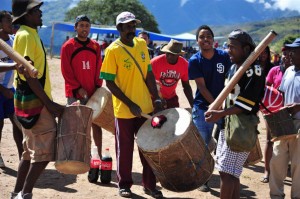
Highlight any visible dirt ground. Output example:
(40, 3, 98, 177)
(0, 57, 292, 199)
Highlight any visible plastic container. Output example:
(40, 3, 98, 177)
(88, 146, 101, 183)
(100, 148, 112, 184)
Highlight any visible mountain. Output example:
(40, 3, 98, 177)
(2, 0, 299, 34)
(139, 0, 299, 34)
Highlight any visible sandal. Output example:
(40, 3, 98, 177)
(260, 176, 269, 183)
(119, 188, 132, 198)
(143, 187, 163, 199)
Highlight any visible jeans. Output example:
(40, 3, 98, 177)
(192, 106, 223, 146)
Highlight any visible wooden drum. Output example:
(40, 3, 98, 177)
(86, 87, 115, 134)
(264, 108, 298, 142)
(244, 136, 262, 166)
(137, 108, 215, 192)
(55, 105, 93, 174)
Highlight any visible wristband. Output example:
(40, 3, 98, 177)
(154, 99, 162, 103)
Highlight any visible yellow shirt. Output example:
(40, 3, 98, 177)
(100, 37, 153, 118)
(13, 25, 52, 99)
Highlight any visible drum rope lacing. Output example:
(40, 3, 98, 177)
(58, 106, 91, 161)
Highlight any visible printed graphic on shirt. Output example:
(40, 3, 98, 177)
(141, 51, 146, 62)
(217, 63, 225, 73)
(160, 69, 180, 87)
(124, 58, 132, 70)
(82, 60, 90, 69)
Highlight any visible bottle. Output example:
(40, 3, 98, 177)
(100, 148, 112, 184)
(88, 146, 101, 183)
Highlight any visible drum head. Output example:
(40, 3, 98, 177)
(137, 108, 191, 152)
(86, 87, 109, 120)
(55, 161, 89, 175)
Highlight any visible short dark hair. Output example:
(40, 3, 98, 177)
(0, 10, 11, 22)
(196, 25, 214, 41)
(75, 15, 90, 26)
(138, 30, 150, 38)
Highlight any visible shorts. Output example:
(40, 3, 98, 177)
(0, 88, 15, 119)
(215, 129, 249, 178)
(22, 107, 57, 162)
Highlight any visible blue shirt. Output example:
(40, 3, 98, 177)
(279, 65, 300, 119)
(0, 35, 14, 88)
(188, 49, 231, 109)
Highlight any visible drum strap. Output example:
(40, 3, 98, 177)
(115, 42, 146, 82)
(259, 100, 273, 114)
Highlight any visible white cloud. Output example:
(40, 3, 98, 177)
(272, 0, 300, 12)
(245, 0, 300, 12)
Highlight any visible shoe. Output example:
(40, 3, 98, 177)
(119, 188, 132, 198)
(198, 182, 210, 192)
(143, 187, 163, 199)
(260, 176, 269, 183)
(0, 155, 5, 168)
(10, 192, 18, 199)
(14, 192, 33, 199)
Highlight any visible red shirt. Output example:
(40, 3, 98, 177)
(151, 54, 189, 99)
(61, 38, 102, 98)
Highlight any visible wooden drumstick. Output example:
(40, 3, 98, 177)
(208, 30, 277, 111)
(141, 113, 152, 119)
(0, 39, 39, 78)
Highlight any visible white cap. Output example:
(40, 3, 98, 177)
(116, 11, 141, 26)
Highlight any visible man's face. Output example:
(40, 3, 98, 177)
(227, 39, 247, 65)
(0, 14, 13, 35)
(282, 49, 292, 67)
(138, 33, 149, 44)
(27, 6, 43, 27)
(197, 29, 214, 51)
(289, 47, 300, 66)
(75, 21, 91, 40)
(166, 52, 179, 65)
(119, 21, 137, 42)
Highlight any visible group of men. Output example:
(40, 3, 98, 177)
(1, 0, 300, 199)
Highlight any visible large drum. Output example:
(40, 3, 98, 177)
(244, 136, 262, 166)
(55, 105, 93, 174)
(137, 108, 214, 192)
(86, 87, 115, 134)
(264, 108, 299, 142)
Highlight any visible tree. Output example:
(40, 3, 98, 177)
(65, 0, 160, 33)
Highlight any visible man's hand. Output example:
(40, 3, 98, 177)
(77, 88, 88, 99)
(205, 110, 223, 122)
(285, 103, 300, 115)
(128, 102, 142, 117)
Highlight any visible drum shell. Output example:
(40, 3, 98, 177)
(244, 137, 262, 166)
(264, 108, 299, 142)
(86, 87, 115, 134)
(55, 105, 93, 174)
(137, 108, 214, 192)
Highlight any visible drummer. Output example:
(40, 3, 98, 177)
(11, 1, 65, 198)
(151, 39, 194, 109)
(269, 38, 300, 198)
(205, 29, 265, 198)
(100, 11, 164, 198)
(60, 15, 103, 157)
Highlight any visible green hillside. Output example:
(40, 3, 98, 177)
(209, 16, 300, 53)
